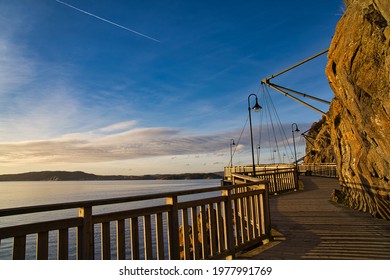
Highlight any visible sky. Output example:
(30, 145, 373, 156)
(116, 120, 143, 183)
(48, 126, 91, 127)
(0, 0, 344, 175)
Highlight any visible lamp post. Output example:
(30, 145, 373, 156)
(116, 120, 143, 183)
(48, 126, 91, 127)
(256, 144, 261, 165)
(248, 93, 262, 177)
(273, 149, 276, 164)
(292, 123, 300, 172)
(230, 139, 235, 167)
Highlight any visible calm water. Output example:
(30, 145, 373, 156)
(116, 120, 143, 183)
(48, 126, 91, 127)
(0, 179, 221, 260)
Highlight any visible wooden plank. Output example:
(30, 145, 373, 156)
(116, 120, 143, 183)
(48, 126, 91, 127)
(234, 236, 266, 253)
(216, 202, 225, 253)
(13, 235, 26, 260)
(208, 204, 217, 256)
(242, 177, 390, 260)
(166, 196, 179, 260)
(130, 217, 140, 260)
(181, 208, 191, 260)
(116, 219, 126, 260)
(77, 207, 93, 260)
(273, 173, 278, 193)
(93, 205, 171, 224)
(155, 213, 165, 260)
(259, 193, 266, 235)
(253, 195, 261, 237)
(263, 185, 271, 237)
(191, 206, 201, 260)
(279, 173, 284, 191)
(246, 196, 254, 240)
(230, 189, 264, 200)
(37, 231, 49, 260)
(240, 197, 246, 242)
(233, 198, 241, 246)
(221, 190, 234, 259)
(246, 197, 252, 240)
(0, 185, 229, 218)
(101, 222, 111, 260)
(200, 204, 208, 259)
(251, 194, 258, 237)
(58, 228, 69, 260)
(143, 215, 153, 260)
(178, 196, 225, 210)
(0, 217, 83, 239)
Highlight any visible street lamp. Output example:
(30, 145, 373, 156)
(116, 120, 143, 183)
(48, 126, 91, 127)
(256, 144, 261, 165)
(230, 139, 235, 167)
(273, 149, 276, 164)
(248, 93, 262, 177)
(292, 123, 300, 172)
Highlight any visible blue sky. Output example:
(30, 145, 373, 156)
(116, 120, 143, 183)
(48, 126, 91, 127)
(0, 0, 344, 175)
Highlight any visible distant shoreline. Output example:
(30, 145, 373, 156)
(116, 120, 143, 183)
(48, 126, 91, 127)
(0, 170, 223, 182)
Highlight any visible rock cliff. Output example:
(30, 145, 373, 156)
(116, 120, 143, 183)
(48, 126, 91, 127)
(304, 116, 335, 164)
(307, 0, 390, 219)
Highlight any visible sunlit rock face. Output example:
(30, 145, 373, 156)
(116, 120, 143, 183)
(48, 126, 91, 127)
(308, 0, 390, 219)
(304, 116, 335, 164)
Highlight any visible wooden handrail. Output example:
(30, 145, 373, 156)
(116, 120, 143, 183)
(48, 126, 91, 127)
(299, 163, 338, 178)
(0, 181, 264, 217)
(0, 218, 83, 239)
(228, 167, 298, 195)
(0, 180, 271, 260)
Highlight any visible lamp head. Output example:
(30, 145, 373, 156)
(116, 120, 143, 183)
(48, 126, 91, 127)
(252, 99, 262, 112)
(292, 123, 300, 132)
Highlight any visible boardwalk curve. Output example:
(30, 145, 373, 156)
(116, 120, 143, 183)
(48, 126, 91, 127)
(240, 177, 390, 260)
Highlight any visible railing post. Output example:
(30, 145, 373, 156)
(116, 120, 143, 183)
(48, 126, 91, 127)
(294, 167, 299, 191)
(273, 171, 278, 194)
(166, 196, 180, 260)
(222, 188, 234, 260)
(263, 182, 271, 239)
(77, 206, 93, 260)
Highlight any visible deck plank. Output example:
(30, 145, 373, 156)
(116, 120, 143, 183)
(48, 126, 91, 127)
(240, 177, 390, 260)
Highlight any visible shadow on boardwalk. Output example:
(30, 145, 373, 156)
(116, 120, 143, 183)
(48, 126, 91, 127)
(239, 177, 390, 260)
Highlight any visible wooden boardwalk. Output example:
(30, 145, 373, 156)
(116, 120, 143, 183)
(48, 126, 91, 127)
(239, 177, 390, 260)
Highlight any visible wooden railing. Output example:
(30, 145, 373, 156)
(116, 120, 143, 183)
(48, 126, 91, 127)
(224, 165, 299, 194)
(299, 163, 338, 178)
(0, 180, 271, 260)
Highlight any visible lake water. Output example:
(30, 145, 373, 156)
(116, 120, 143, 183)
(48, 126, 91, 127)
(0, 179, 221, 260)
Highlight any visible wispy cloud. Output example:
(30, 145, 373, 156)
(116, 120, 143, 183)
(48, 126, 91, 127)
(0, 77, 89, 142)
(55, 0, 160, 42)
(0, 124, 234, 165)
(0, 39, 35, 97)
(0, 33, 123, 142)
(99, 120, 138, 133)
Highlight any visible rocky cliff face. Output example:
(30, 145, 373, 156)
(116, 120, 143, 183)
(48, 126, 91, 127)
(308, 0, 390, 219)
(304, 116, 335, 164)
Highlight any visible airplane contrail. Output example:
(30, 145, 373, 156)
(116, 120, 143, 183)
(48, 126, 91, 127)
(55, 0, 160, 43)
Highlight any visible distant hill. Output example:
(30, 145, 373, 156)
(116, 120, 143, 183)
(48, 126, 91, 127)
(0, 171, 223, 181)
